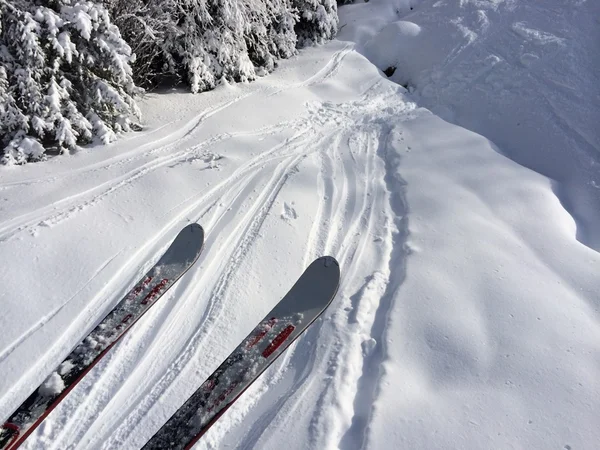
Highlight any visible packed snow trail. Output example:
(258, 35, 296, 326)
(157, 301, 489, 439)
(1, 6, 599, 450)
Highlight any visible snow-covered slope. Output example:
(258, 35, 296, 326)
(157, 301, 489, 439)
(1, 1, 598, 449)
(341, 0, 600, 251)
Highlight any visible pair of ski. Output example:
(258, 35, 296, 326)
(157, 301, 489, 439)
(0, 224, 340, 450)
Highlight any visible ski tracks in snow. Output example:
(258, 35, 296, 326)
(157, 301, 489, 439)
(205, 82, 418, 450)
(8, 41, 419, 450)
(0, 91, 259, 244)
(266, 86, 415, 450)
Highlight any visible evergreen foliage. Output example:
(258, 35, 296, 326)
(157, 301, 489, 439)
(1, 0, 338, 164)
(0, 0, 140, 164)
(107, 0, 337, 93)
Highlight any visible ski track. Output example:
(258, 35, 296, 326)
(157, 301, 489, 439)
(0, 92, 253, 194)
(0, 91, 279, 244)
(303, 128, 393, 450)
(83, 131, 318, 450)
(7, 41, 419, 450)
(0, 250, 122, 365)
(267, 43, 353, 98)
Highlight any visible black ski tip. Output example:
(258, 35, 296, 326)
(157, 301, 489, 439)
(318, 256, 339, 268)
(186, 223, 203, 233)
(160, 223, 205, 265)
(178, 223, 204, 243)
(316, 256, 341, 282)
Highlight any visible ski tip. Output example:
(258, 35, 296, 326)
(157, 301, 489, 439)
(318, 256, 339, 269)
(180, 223, 204, 241)
(187, 223, 204, 233)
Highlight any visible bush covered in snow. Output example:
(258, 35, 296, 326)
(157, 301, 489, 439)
(0, 0, 141, 165)
(293, 0, 338, 46)
(1, 0, 338, 164)
(106, 0, 338, 93)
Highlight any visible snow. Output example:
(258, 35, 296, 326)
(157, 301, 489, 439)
(39, 373, 65, 397)
(343, 0, 600, 250)
(1, 0, 599, 449)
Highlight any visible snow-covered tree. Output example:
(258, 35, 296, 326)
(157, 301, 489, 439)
(101, 0, 183, 87)
(292, 0, 338, 46)
(0, 0, 338, 164)
(0, 0, 141, 165)
(242, 0, 297, 74)
(177, 0, 255, 93)
(104, 0, 336, 93)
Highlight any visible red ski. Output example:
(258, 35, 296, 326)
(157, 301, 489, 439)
(143, 256, 340, 450)
(0, 224, 204, 450)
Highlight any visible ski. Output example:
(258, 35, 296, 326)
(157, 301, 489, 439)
(143, 256, 340, 450)
(0, 223, 205, 450)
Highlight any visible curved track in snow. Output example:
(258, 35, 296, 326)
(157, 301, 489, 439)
(0, 41, 415, 450)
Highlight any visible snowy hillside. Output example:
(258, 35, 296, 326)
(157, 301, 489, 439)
(1, 1, 599, 449)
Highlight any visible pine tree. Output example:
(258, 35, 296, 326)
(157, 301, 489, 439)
(241, 0, 297, 75)
(0, 0, 141, 164)
(102, 0, 184, 88)
(105, 0, 336, 94)
(0, 0, 339, 164)
(292, 0, 338, 47)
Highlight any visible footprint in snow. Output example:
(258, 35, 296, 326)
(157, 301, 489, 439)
(281, 202, 298, 222)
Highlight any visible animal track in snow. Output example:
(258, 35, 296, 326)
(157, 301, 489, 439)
(281, 202, 298, 222)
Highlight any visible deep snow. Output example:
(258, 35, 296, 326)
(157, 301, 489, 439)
(1, 1, 599, 449)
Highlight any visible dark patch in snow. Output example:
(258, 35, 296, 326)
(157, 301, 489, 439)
(383, 66, 396, 77)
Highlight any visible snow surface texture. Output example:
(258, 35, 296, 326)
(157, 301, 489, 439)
(342, 0, 600, 251)
(0, 0, 599, 449)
